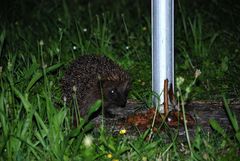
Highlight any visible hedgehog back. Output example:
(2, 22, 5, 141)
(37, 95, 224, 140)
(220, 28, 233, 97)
(61, 55, 129, 102)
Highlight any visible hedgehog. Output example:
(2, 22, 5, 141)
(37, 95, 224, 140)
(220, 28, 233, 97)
(61, 55, 131, 119)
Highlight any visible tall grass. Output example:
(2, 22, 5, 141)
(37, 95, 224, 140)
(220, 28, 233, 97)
(176, 0, 240, 100)
(0, 0, 240, 160)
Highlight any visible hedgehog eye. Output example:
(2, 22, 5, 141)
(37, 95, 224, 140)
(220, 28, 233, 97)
(110, 89, 115, 94)
(109, 88, 117, 95)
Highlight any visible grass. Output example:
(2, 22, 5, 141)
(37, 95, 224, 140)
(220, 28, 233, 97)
(0, 0, 240, 160)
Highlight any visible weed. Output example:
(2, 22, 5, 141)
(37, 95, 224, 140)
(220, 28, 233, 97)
(0, 0, 239, 160)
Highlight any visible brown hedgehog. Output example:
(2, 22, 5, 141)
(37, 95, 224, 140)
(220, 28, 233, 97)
(61, 55, 131, 118)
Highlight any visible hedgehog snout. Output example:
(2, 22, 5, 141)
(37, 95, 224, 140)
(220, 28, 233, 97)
(118, 95, 127, 107)
(119, 100, 126, 107)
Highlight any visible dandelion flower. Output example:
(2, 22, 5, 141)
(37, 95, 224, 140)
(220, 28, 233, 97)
(119, 129, 127, 135)
(107, 153, 112, 158)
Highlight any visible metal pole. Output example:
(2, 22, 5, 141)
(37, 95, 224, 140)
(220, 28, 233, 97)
(152, 0, 174, 112)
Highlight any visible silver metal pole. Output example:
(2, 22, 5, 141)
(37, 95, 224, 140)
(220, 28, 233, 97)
(152, 0, 174, 112)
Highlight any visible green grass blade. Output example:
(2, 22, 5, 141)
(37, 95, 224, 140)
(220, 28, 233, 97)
(25, 63, 63, 92)
(34, 112, 48, 135)
(10, 135, 44, 160)
(235, 131, 240, 143)
(0, 90, 8, 137)
(86, 100, 102, 120)
(23, 62, 40, 80)
(11, 85, 31, 112)
(223, 97, 239, 132)
(209, 119, 225, 137)
(0, 29, 6, 57)
(129, 142, 142, 158)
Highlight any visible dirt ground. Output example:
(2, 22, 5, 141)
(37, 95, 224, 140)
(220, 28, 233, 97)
(93, 99, 240, 138)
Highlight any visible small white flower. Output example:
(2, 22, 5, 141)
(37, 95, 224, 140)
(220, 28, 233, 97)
(176, 91, 180, 98)
(141, 81, 145, 86)
(7, 62, 12, 71)
(39, 40, 44, 46)
(176, 77, 185, 87)
(97, 74, 102, 80)
(83, 28, 87, 32)
(125, 46, 129, 50)
(72, 85, 77, 92)
(185, 86, 191, 93)
(83, 135, 93, 148)
(142, 156, 148, 161)
(194, 69, 201, 78)
(42, 64, 47, 69)
(63, 96, 67, 102)
(73, 46, 77, 50)
(179, 143, 186, 152)
(142, 27, 147, 31)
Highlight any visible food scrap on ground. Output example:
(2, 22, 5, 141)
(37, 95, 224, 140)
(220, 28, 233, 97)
(120, 108, 195, 133)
